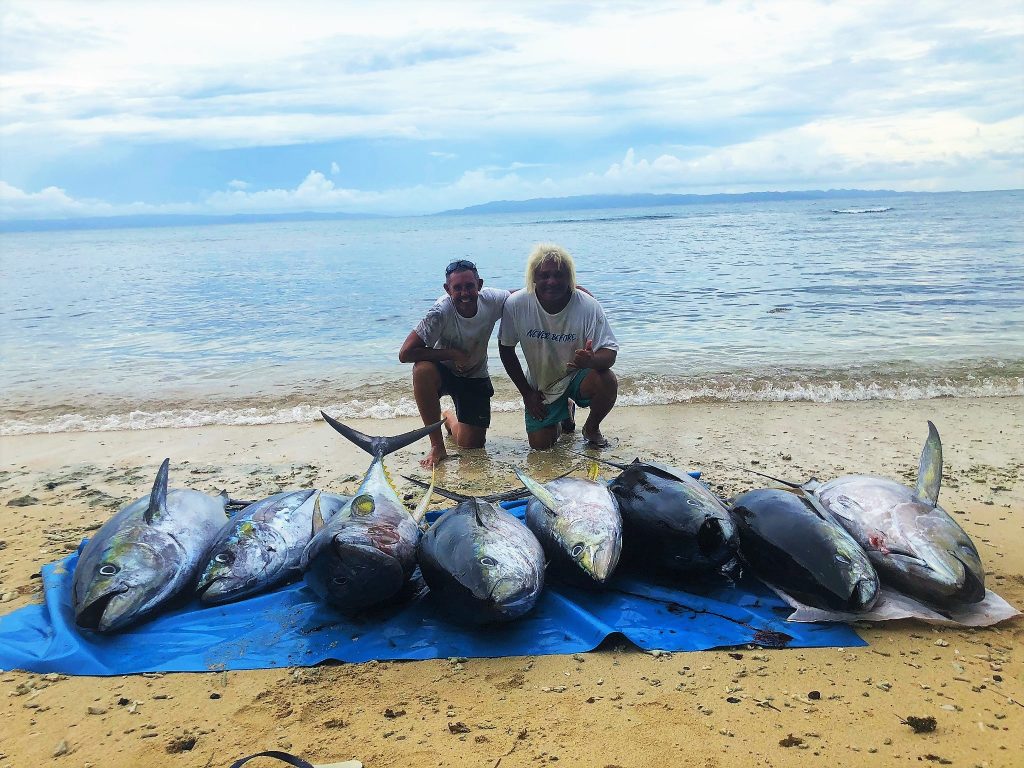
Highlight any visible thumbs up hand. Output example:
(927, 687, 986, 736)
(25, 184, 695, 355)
(568, 339, 595, 372)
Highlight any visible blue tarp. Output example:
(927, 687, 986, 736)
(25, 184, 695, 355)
(0, 500, 863, 675)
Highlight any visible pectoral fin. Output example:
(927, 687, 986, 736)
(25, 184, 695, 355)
(411, 468, 435, 524)
(311, 493, 326, 535)
(514, 468, 559, 511)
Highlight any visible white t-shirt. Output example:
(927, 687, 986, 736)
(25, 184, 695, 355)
(414, 287, 511, 378)
(498, 289, 618, 402)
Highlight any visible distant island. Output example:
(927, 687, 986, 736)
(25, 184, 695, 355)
(435, 188, 915, 215)
(0, 188, 971, 233)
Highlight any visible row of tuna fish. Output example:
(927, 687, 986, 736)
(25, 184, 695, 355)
(71, 417, 986, 633)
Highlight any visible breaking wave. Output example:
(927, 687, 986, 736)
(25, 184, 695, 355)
(3, 363, 1021, 435)
(831, 207, 893, 214)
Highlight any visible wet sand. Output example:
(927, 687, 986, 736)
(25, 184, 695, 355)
(0, 397, 1021, 767)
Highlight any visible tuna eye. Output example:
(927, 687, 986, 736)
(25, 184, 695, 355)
(214, 552, 233, 564)
(479, 556, 497, 567)
(570, 544, 585, 559)
(98, 564, 119, 576)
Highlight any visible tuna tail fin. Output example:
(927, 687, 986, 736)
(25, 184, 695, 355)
(411, 468, 435, 524)
(144, 458, 171, 524)
(320, 410, 443, 459)
(915, 420, 942, 507)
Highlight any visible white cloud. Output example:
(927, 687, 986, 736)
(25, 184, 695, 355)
(0, 180, 115, 219)
(3, 1, 1020, 151)
(204, 170, 380, 213)
(3, 104, 1021, 222)
(1, 1, 1021, 218)
(588, 113, 1024, 193)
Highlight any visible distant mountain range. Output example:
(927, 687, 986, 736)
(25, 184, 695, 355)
(0, 188, 956, 232)
(435, 188, 913, 215)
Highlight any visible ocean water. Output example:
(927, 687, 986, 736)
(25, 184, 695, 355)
(1, 191, 1022, 435)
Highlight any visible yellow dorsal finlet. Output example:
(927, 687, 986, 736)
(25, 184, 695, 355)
(587, 461, 600, 482)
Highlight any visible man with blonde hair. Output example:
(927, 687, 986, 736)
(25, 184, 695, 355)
(498, 244, 618, 449)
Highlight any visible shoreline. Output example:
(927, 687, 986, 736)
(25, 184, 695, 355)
(3, 357, 1023, 437)
(1, 396, 1022, 767)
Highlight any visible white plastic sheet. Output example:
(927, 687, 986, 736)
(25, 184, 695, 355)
(770, 585, 1021, 627)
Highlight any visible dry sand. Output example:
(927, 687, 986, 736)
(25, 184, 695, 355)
(0, 397, 1021, 768)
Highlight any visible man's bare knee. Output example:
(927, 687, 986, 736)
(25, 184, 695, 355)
(455, 425, 487, 449)
(528, 428, 558, 450)
(581, 368, 618, 399)
(412, 361, 441, 386)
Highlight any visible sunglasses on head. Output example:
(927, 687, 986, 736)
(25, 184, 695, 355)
(445, 259, 477, 276)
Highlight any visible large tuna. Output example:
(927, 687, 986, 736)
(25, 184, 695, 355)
(729, 487, 880, 612)
(72, 459, 228, 632)
(813, 421, 985, 605)
(604, 457, 738, 576)
(418, 494, 546, 624)
(300, 412, 440, 611)
(515, 465, 622, 585)
(196, 490, 352, 604)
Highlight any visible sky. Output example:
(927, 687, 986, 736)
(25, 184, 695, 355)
(1, 0, 1022, 219)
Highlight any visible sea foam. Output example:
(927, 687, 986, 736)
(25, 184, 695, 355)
(4, 372, 1020, 435)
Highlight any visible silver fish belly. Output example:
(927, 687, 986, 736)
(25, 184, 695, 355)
(418, 498, 545, 623)
(72, 459, 228, 632)
(730, 487, 879, 612)
(518, 470, 623, 584)
(815, 476, 984, 605)
(197, 490, 351, 604)
(300, 413, 440, 611)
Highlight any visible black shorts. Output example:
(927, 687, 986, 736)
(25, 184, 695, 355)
(437, 364, 494, 429)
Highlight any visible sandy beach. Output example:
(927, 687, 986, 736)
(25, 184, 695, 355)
(0, 396, 1021, 768)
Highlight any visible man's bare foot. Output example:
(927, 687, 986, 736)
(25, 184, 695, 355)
(441, 408, 457, 437)
(581, 427, 610, 448)
(560, 401, 576, 433)
(420, 445, 449, 468)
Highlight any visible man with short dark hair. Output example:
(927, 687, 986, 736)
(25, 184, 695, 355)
(499, 243, 618, 450)
(399, 260, 510, 467)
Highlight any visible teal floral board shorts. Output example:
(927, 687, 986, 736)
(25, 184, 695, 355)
(525, 368, 591, 433)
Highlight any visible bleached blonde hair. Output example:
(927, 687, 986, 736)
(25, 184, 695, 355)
(525, 243, 577, 293)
